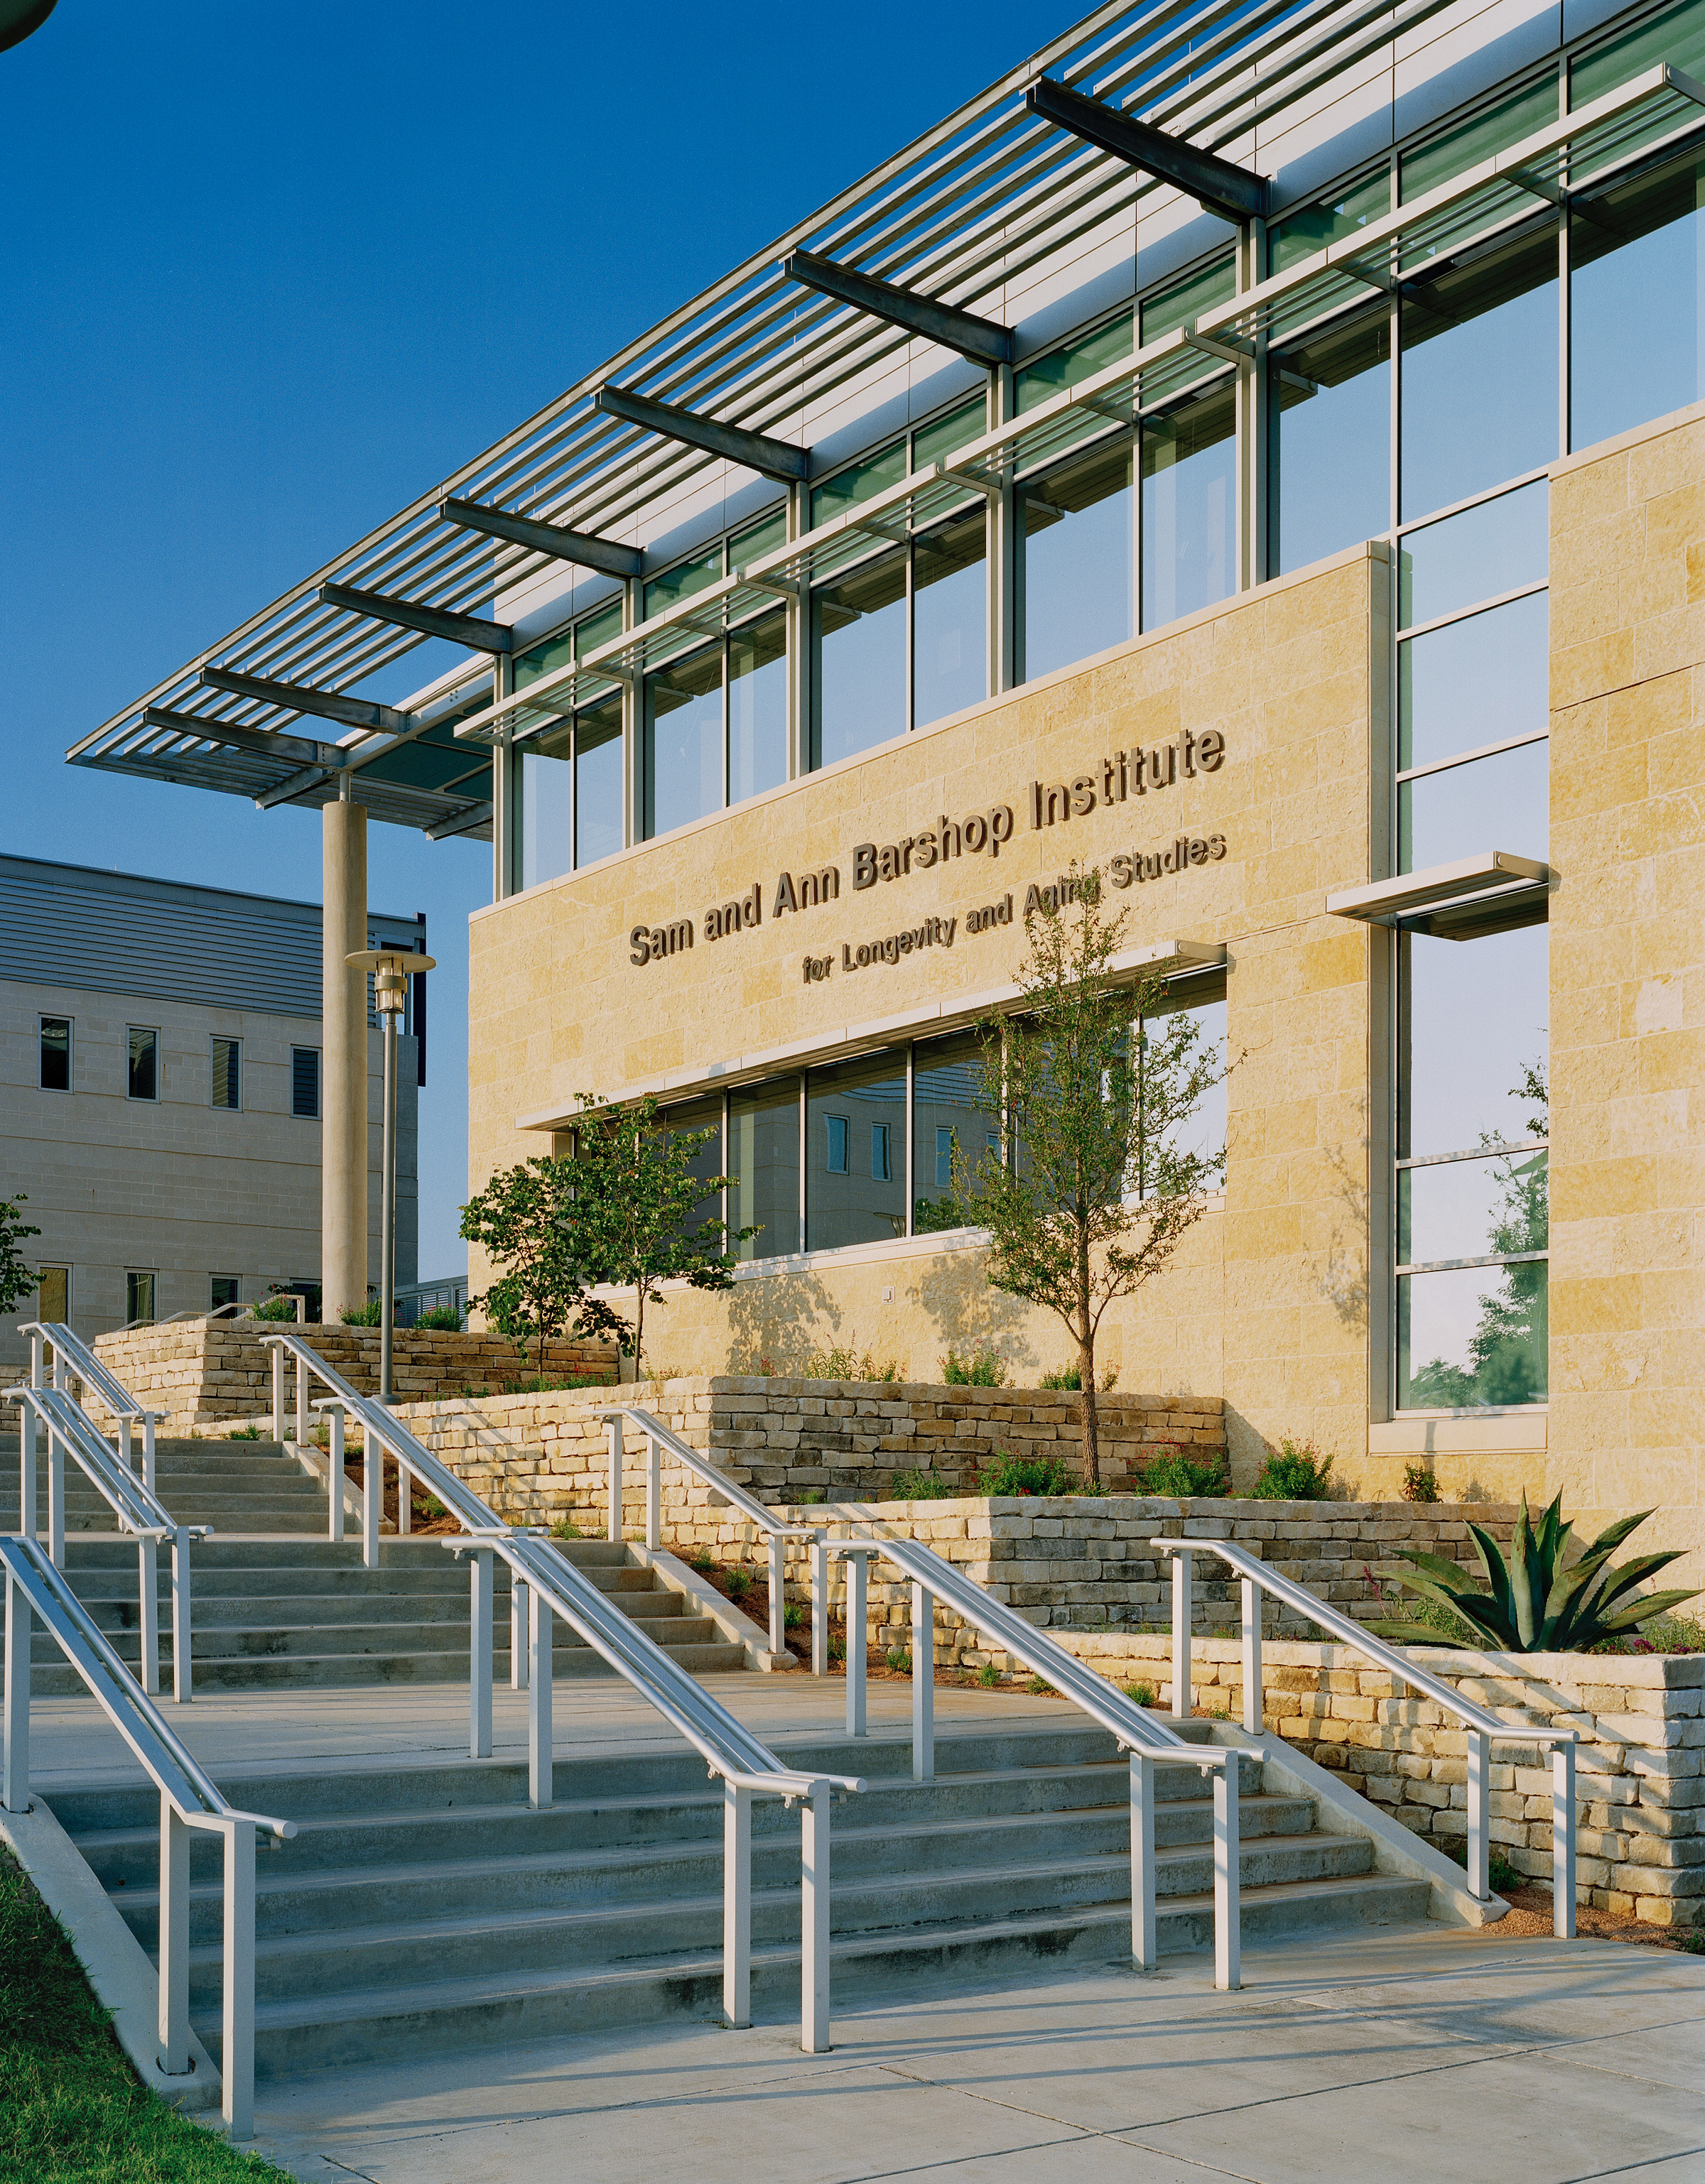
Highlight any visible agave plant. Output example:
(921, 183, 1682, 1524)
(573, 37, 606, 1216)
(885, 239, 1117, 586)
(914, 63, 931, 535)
(1372, 1492, 1698, 1653)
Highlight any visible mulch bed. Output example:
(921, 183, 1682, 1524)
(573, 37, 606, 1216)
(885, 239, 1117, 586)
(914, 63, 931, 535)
(1478, 1883, 1704, 1954)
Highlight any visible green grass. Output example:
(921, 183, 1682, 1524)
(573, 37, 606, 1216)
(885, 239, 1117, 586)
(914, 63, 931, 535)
(0, 1846, 293, 2183)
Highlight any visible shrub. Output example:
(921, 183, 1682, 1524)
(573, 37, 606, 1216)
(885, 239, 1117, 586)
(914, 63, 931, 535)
(976, 1661, 1001, 1688)
(725, 1568, 752, 1602)
(415, 1303, 464, 1331)
(229, 1423, 261, 1440)
(1402, 1462, 1441, 1504)
(783, 1602, 804, 1631)
(1039, 1364, 1120, 1391)
(828, 1634, 846, 1663)
(979, 1451, 1076, 1497)
(340, 1299, 384, 1327)
(550, 1518, 581, 1540)
(1138, 1450, 1228, 1497)
(1251, 1438, 1335, 1501)
(1374, 1492, 1699, 1653)
(942, 1346, 1007, 1386)
(1026, 1674, 1055, 1696)
(1123, 1680, 1157, 1707)
(1445, 1840, 1520, 1897)
(885, 1647, 913, 1675)
(503, 1374, 608, 1394)
(251, 1293, 301, 1323)
(803, 1344, 902, 1383)
(887, 1467, 961, 1499)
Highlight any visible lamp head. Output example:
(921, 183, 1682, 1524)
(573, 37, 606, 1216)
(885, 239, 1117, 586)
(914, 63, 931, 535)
(345, 947, 436, 1017)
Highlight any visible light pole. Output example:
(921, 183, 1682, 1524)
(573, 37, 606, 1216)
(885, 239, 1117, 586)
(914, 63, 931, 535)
(345, 946, 435, 1403)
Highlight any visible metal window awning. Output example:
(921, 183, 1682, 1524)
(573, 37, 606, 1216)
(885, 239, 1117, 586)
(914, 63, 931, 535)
(1326, 852, 1550, 930)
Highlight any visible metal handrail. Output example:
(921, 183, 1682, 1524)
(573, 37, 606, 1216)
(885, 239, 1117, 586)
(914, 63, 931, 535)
(602, 1405, 821, 1658)
(6, 1386, 207, 1703)
(260, 1332, 865, 2048)
(18, 1321, 165, 1490)
(1152, 1535, 1579, 1937)
(832, 1523, 1241, 1991)
(1, 1535, 292, 2139)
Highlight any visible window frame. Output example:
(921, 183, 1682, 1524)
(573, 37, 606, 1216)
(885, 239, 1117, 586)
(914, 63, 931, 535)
(38, 1015, 72, 1093)
(210, 1035, 242, 1112)
(291, 1044, 322, 1121)
(126, 1025, 161, 1103)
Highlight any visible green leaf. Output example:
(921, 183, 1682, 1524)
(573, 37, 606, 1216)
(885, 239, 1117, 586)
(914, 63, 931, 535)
(1591, 1587, 1702, 1636)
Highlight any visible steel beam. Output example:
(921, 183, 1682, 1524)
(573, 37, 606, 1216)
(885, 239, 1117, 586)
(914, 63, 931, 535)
(199, 666, 409, 734)
(439, 496, 643, 579)
(1026, 77, 1268, 224)
(595, 385, 808, 483)
(140, 707, 335, 769)
(318, 582, 513, 654)
(426, 800, 496, 842)
(254, 763, 333, 810)
(782, 248, 1012, 366)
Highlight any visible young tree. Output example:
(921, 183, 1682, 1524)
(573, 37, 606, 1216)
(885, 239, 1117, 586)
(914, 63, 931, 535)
(459, 1156, 615, 1378)
(943, 866, 1228, 1485)
(0, 1194, 43, 1318)
(561, 1093, 752, 1375)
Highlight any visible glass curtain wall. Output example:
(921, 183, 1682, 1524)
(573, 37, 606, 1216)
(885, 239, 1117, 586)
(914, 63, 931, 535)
(806, 1053, 909, 1250)
(515, 599, 625, 889)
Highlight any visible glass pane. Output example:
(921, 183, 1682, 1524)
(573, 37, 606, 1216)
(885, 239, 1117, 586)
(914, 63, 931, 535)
(575, 699, 624, 867)
(913, 506, 985, 727)
(914, 396, 985, 469)
(1398, 1260, 1547, 1408)
(728, 612, 787, 804)
(210, 1276, 240, 1309)
(1400, 77, 1559, 202)
(1399, 1146, 1548, 1264)
(1142, 381, 1235, 629)
(211, 1038, 239, 1111)
(39, 1018, 70, 1091)
(1398, 481, 1548, 627)
(914, 1028, 995, 1231)
(644, 647, 722, 838)
(1400, 229, 1558, 521)
(1398, 919, 1549, 1158)
(291, 1048, 320, 1119)
(662, 1096, 723, 1250)
(812, 550, 906, 768)
(1269, 169, 1391, 275)
(1400, 591, 1549, 770)
(514, 627, 575, 692)
(38, 1268, 68, 1321)
(1019, 439, 1133, 682)
(1572, 0, 1705, 109)
(731, 506, 789, 566)
(127, 1028, 157, 1101)
(1016, 313, 1133, 413)
(1144, 989, 1227, 1185)
(730, 1079, 799, 1261)
(645, 545, 722, 621)
(519, 721, 574, 889)
(1140, 255, 1237, 344)
(126, 1271, 156, 1324)
(1272, 307, 1390, 573)
(1400, 739, 1548, 871)
(811, 439, 908, 527)
(578, 601, 624, 654)
(806, 1052, 907, 1249)
(1571, 153, 1705, 452)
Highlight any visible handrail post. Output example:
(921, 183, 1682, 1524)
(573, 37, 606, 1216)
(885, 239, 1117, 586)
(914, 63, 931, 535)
(295, 1353, 307, 1452)
(396, 1452, 411, 1536)
(170, 1529, 193, 1704)
(1213, 1757, 1240, 1992)
(48, 1427, 64, 1569)
(1130, 1751, 1156, 1970)
(327, 1408, 345, 1541)
(811, 1532, 828, 1677)
(801, 1781, 831, 2054)
(141, 1413, 156, 1497)
(3, 1569, 28, 1811)
(362, 1425, 379, 1571)
(28, 1328, 43, 1391)
(470, 1545, 494, 1760)
(18, 1406, 36, 1542)
(511, 1578, 529, 1689)
(645, 1433, 660, 1551)
(607, 1415, 624, 1543)
(157, 1795, 190, 2076)
(271, 1344, 283, 1445)
(1169, 1545, 1193, 1718)
(1466, 1728, 1490, 1901)
(529, 1587, 553, 1809)
(221, 1819, 256, 2140)
(1240, 1575, 1262, 1735)
(768, 1532, 785, 1658)
(138, 1536, 159, 1697)
(911, 1581, 933, 1782)
(838, 1548, 869, 1734)
(120, 1414, 134, 1477)
(723, 1778, 752, 2028)
(1552, 1738, 1576, 1939)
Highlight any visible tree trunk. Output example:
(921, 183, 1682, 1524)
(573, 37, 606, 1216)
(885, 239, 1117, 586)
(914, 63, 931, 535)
(1078, 1335, 1100, 1487)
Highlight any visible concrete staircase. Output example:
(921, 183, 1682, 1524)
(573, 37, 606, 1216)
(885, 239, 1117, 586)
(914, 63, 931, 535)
(0, 1430, 332, 1536)
(51, 1720, 1427, 2077)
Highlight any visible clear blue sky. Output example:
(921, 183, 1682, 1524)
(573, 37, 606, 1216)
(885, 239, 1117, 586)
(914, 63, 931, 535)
(1, 0, 1050, 1274)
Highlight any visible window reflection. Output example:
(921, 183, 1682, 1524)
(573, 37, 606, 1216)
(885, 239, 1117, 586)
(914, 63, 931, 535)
(575, 699, 624, 868)
(1142, 383, 1235, 627)
(729, 613, 788, 803)
(1398, 918, 1548, 1160)
(1019, 440, 1132, 682)
(1398, 482, 1549, 629)
(1399, 1147, 1547, 1264)
(519, 724, 574, 889)
(644, 646, 722, 837)
(812, 550, 906, 767)
(730, 1080, 799, 1261)
(914, 506, 986, 727)
(1400, 737, 1548, 871)
(1272, 308, 1390, 573)
(913, 1029, 995, 1232)
(1571, 151, 1705, 451)
(1399, 1261, 1548, 1407)
(661, 1097, 724, 1254)
(806, 1053, 907, 1250)
(1399, 592, 1548, 773)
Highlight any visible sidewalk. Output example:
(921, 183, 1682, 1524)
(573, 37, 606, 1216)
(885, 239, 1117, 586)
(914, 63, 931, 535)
(243, 1926, 1704, 2183)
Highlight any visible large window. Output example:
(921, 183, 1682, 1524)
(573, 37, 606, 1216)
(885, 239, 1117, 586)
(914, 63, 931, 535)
(126, 1271, 156, 1325)
(1571, 148, 1705, 450)
(39, 1016, 70, 1092)
(210, 1037, 241, 1112)
(1271, 306, 1390, 574)
(38, 1267, 68, 1322)
(1141, 382, 1236, 629)
(806, 1053, 908, 1251)
(730, 1080, 801, 1262)
(291, 1046, 321, 1120)
(126, 1027, 158, 1102)
(516, 599, 625, 888)
(644, 612, 787, 838)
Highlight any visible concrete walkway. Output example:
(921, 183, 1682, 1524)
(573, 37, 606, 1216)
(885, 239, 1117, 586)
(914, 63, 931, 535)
(239, 1926, 1704, 2183)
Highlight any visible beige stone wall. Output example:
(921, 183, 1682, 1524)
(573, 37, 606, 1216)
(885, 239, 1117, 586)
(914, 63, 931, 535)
(1549, 403, 1705, 1585)
(468, 545, 1385, 1489)
(86, 1318, 615, 1433)
(1058, 1629, 1704, 1928)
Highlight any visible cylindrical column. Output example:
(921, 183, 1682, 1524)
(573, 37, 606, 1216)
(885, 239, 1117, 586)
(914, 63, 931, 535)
(380, 1008, 396, 1404)
(321, 800, 369, 1325)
